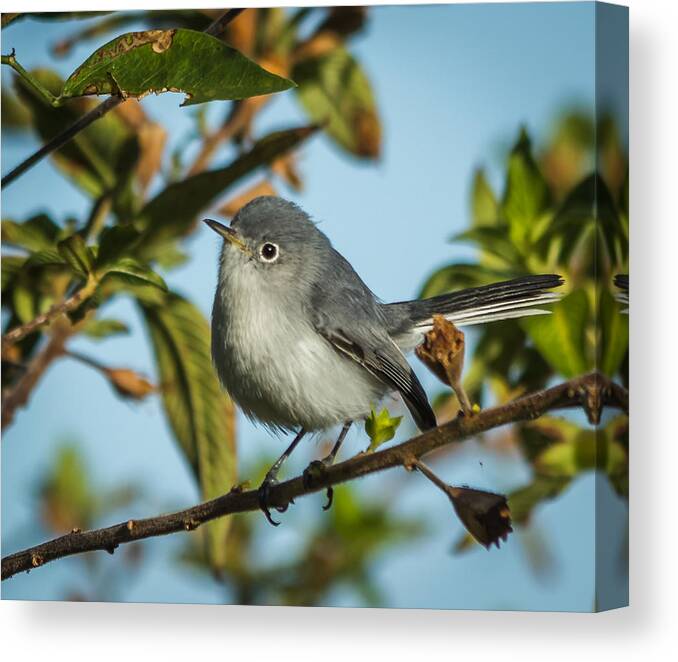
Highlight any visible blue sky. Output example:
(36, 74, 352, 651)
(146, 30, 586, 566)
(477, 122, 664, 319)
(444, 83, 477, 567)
(1, 3, 627, 610)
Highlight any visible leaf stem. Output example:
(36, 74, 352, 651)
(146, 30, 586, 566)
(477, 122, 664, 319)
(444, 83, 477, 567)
(1, 50, 63, 107)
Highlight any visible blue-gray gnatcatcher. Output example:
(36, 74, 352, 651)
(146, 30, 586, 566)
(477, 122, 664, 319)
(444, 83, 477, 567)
(204, 196, 563, 523)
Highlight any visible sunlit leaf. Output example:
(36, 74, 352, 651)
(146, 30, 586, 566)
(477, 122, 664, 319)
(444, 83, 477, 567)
(599, 288, 628, 377)
(471, 168, 499, 226)
(502, 128, 550, 250)
(522, 290, 590, 377)
(62, 29, 295, 106)
(365, 407, 402, 451)
(1, 214, 61, 251)
(80, 317, 130, 340)
(139, 292, 237, 570)
(40, 445, 95, 532)
(294, 46, 380, 158)
(452, 226, 523, 269)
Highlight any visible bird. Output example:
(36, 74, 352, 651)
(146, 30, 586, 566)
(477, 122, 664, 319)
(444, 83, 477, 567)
(204, 196, 563, 524)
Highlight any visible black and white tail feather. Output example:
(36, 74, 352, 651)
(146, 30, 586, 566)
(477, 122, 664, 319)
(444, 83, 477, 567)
(614, 274, 629, 313)
(386, 274, 564, 352)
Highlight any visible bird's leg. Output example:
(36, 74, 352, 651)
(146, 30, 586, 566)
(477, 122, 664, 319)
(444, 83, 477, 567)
(258, 428, 306, 526)
(303, 421, 352, 510)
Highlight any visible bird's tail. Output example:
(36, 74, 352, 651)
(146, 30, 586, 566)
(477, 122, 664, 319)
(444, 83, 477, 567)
(614, 274, 629, 312)
(387, 274, 564, 349)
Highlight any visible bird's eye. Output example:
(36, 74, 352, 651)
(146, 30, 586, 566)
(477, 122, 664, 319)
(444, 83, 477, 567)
(259, 242, 279, 263)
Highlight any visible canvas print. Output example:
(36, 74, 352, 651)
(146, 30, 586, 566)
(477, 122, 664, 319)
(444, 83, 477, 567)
(0, 3, 628, 611)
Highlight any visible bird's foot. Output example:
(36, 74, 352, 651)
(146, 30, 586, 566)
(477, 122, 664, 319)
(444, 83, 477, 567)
(303, 458, 334, 511)
(257, 472, 293, 526)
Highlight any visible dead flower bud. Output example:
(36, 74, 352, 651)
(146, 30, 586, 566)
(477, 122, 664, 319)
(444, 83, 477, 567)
(413, 459, 512, 549)
(105, 368, 155, 401)
(447, 486, 513, 549)
(415, 315, 473, 415)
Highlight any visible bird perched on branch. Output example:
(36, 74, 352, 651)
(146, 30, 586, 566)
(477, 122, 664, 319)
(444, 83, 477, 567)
(205, 196, 563, 524)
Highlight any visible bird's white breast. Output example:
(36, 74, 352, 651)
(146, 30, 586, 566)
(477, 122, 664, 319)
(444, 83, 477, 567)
(211, 263, 385, 432)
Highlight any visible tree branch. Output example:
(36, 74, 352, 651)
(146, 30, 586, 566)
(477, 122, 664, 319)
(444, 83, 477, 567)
(1, 372, 627, 580)
(0, 8, 246, 188)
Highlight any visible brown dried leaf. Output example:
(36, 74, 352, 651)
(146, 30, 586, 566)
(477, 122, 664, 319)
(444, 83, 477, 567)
(224, 7, 258, 55)
(113, 98, 148, 130)
(271, 153, 303, 190)
(105, 368, 155, 400)
(415, 315, 472, 414)
(293, 32, 342, 62)
(136, 122, 167, 192)
(217, 180, 278, 218)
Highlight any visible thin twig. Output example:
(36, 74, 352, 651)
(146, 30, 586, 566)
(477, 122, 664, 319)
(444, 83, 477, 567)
(1, 372, 627, 580)
(205, 8, 245, 37)
(1, 9, 246, 188)
(1, 96, 124, 188)
(1, 278, 98, 353)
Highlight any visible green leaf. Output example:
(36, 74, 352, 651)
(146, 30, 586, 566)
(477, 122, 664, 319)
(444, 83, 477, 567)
(24, 249, 68, 269)
(134, 125, 318, 258)
(12, 280, 38, 324)
(57, 234, 95, 277)
(62, 29, 295, 106)
(102, 257, 167, 291)
(365, 407, 402, 452)
(1, 255, 26, 293)
(96, 225, 142, 267)
(139, 293, 237, 569)
(40, 444, 96, 532)
(452, 226, 523, 268)
(521, 290, 590, 378)
(599, 288, 628, 377)
(294, 46, 380, 159)
(537, 173, 623, 267)
(1, 214, 61, 251)
(502, 128, 550, 249)
(471, 168, 499, 226)
(80, 317, 129, 340)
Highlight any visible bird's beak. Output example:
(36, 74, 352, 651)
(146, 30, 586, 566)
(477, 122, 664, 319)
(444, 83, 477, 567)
(202, 219, 250, 254)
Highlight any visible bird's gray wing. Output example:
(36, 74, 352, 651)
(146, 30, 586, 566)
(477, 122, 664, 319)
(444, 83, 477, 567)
(309, 283, 436, 431)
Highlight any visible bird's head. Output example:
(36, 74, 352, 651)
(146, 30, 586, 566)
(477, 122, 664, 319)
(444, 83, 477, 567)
(203, 196, 329, 291)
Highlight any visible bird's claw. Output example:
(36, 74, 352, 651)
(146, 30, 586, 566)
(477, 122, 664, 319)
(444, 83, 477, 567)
(303, 459, 334, 511)
(257, 474, 283, 526)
